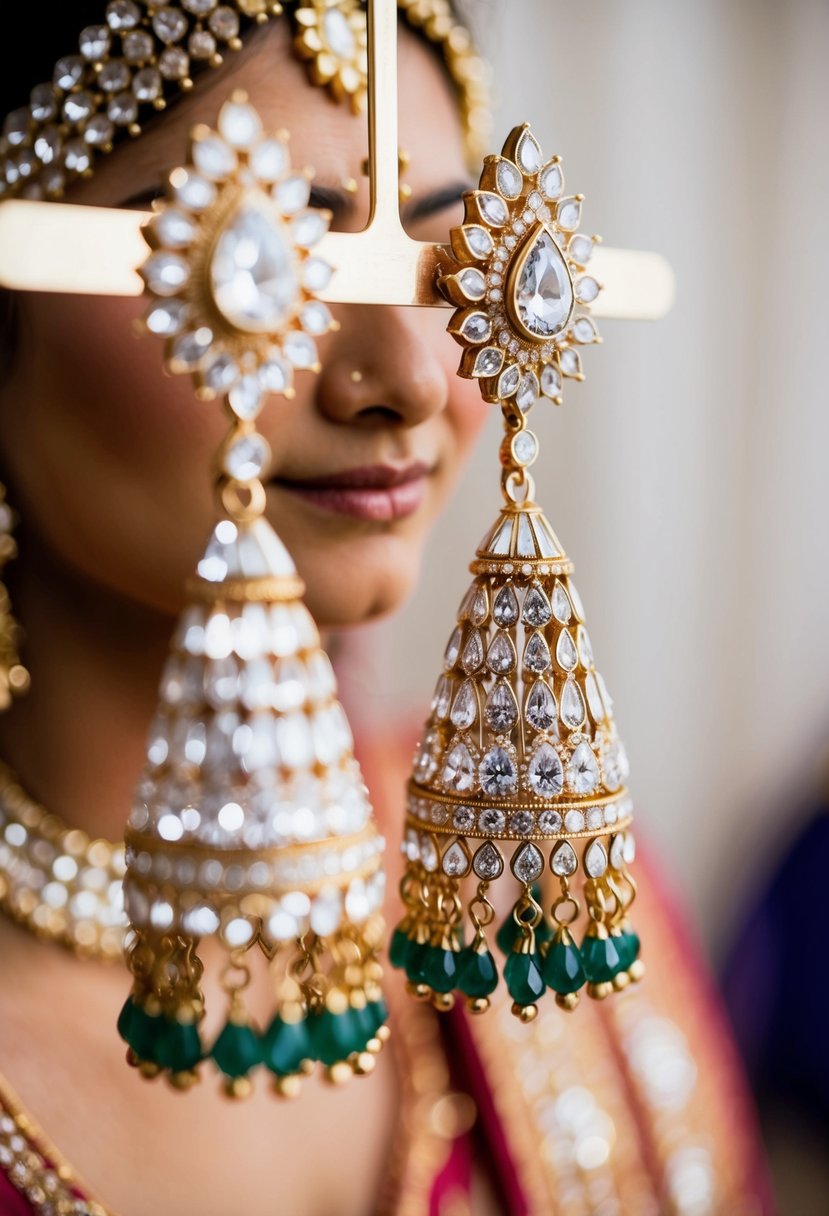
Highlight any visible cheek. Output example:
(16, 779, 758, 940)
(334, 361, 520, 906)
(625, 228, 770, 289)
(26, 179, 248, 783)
(5, 293, 228, 612)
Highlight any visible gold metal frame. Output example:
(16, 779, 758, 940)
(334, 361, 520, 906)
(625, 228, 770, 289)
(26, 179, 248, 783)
(0, 0, 674, 320)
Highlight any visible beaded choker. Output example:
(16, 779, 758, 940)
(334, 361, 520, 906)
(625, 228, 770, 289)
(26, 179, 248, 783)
(0, 761, 126, 960)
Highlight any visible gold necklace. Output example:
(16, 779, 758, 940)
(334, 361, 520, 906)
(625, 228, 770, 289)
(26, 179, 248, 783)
(0, 761, 126, 961)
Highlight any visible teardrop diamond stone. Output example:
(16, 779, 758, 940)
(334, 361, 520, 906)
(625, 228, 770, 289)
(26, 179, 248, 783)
(442, 742, 476, 792)
(522, 584, 552, 627)
(560, 678, 585, 729)
(511, 841, 543, 884)
(487, 632, 516, 675)
(210, 196, 298, 332)
(493, 585, 519, 627)
(442, 839, 471, 877)
(511, 226, 573, 339)
(473, 840, 504, 880)
(525, 680, 557, 733)
(551, 841, 578, 877)
(523, 631, 551, 674)
(432, 674, 453, 720)
(461, 630, 485, 674)
(479, 747, 517, 796)
(450, 680, 478, 730)
(552, 583, 572, 624)
(420, 834, 439, 872)
(578, 627, 594, 668)
(609, 834, 626, 870)
(468, 586, 489, 625)
(556, 630, 578, 671)
(485, 681, 519, 733)
(584, 840, 608, 878)
(527, 741, 564, 798)
(516, 129, 542, 175)
(444, 625, 463, 669)
(496, 158, 522, 198)
(566, 741, 600, 794)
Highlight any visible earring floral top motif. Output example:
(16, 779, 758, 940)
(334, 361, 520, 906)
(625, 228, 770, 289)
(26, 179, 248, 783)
(391, 125, 642, 1022)
(121, 93, 388, 1099)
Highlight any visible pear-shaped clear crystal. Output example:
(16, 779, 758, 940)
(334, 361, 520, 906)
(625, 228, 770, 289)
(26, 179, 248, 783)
(210, 196, 298, 332)
(566, 741, 600, 794)
(552, 583, 572, 624)
(551, 840, 578, 877)
(560, 677, 585, 729)
(487, 632, 516, 675)
(525, 680, 557, 733)
(473, 839, 504, 880)
(522, 584, 552, 627)
(493, 585, 519, 627)
(496, 158, 522, 198)
(442, 838, 471, 877)
(523, 631, 551, 674)
(527, 741, 564, 798)
(479, 747, 517, 796)
(584, 840, 608, 878)
(461, 629, 485, 673)
(485, 681, 519, 733)
(556, 629, 578, 671)
(450, 680, 478, 730)
(468, 586, 489, 626)
(442, 741, 476, 792)
(577, 626, 594, 668)
(609, 833, 626, 870)
(516, 129, 542, 175)
(420, 834, 439, 872)
(511, 841, 543, 884)
(512, 227, 573, 339)
(444, 625, 462, 669)
(585, 673, 605, 723)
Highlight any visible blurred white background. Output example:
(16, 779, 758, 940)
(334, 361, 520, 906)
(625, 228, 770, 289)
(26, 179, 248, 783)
(357, 0, 829, 953)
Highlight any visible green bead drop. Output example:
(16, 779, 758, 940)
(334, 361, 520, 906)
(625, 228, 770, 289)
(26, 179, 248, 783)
(118, 998, 168, 1063)
(310, 1008, 367, 1066)
(389, 926, 413, 970)
(422, 946, 460, 994)
(404, 940, 430, 985)
(262, 1014, 312, 1076)
(503, 952, 545, 1006)
(456, 947, 499, 998)
(366, 997, 389, 1034)
(541, 937, 586, 995)
(581, 933, 624, 984)
(153, 1018, 203, 1073)
(211, 1020, 262, 1078)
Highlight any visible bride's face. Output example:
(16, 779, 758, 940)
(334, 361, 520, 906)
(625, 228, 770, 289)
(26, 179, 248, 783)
(0, 20, 485, 628)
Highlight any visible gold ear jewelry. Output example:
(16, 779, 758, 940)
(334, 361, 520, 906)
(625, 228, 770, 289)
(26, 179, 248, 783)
(390, 124, 642, 1021)
(0, 484, 29, 710)
(119, 92, 388, 1099)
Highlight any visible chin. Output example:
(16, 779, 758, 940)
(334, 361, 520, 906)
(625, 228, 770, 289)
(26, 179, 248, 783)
(297, 533, 425, 629)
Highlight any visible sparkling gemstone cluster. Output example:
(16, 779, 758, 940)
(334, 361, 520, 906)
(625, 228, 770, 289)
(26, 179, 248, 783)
(141, 93, 336, 418)
(393, 493, 639, 1018)
(124, 514, 383, 941)
(440, 123, 601, 413)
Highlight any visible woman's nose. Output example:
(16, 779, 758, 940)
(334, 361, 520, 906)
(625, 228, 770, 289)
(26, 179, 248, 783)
(313, 303, 450, 428)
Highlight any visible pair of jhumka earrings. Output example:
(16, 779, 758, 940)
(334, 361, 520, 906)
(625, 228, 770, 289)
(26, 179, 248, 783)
(110, 92, 641, 1101)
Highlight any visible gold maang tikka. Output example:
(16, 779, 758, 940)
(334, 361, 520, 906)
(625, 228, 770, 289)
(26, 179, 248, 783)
(118, 92, 389, 1098)
(390, 124, 643, 1022)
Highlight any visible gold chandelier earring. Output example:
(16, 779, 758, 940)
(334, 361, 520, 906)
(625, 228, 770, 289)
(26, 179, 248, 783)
(391, 124, 642, 1021)
(0, 483, 29, 711)
(118, 92, 388, 1098)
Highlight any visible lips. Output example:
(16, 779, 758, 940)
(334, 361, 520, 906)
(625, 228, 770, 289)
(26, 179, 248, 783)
(272, 461, 433, 522)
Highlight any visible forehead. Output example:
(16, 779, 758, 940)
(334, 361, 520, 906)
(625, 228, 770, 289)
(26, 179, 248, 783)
(72, 18, 467, 205)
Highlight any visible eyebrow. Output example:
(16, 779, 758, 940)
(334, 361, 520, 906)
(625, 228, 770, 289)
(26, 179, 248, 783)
(119, 178, 471, 220)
